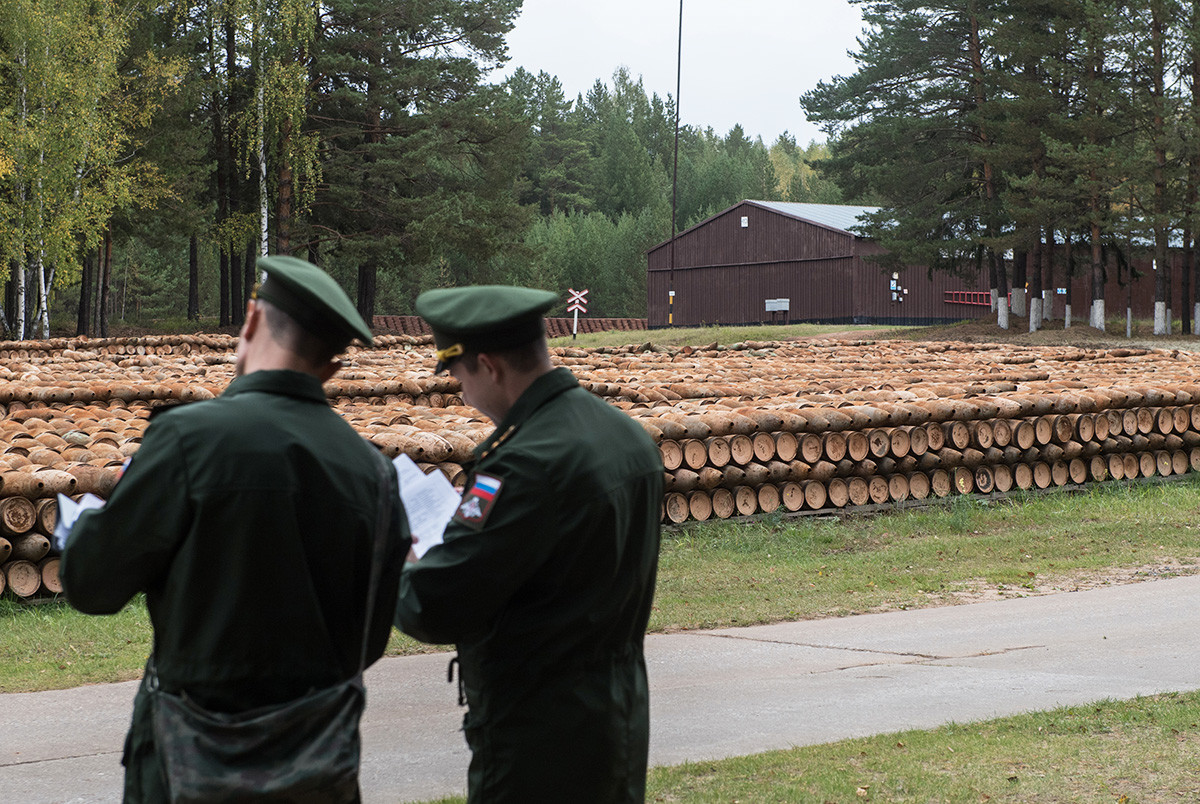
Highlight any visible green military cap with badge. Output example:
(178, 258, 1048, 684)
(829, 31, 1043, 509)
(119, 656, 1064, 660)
(254, 255, 374, 347)
(416, 285, 558, 373)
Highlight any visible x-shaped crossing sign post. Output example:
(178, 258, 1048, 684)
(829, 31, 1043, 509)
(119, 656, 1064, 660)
(566, 288, 589, 339)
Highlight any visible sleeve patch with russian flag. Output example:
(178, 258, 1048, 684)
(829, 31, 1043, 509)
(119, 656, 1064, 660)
(453, 473, 504, 530)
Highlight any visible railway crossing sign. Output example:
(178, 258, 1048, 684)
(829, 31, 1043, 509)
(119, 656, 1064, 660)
(567, 288, 589, 338)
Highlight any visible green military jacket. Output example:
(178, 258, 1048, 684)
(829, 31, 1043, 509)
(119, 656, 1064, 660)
(61, 370, 409, 803)
(395, 367, 663, 804)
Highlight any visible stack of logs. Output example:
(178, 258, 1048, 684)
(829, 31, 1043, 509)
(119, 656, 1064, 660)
(5, 331, 1200, 598)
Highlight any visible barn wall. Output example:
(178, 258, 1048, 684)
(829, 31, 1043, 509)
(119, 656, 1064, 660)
(647, 201, 1198, 328)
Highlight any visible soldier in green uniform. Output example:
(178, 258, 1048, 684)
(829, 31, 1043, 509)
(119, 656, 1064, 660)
(394, 285, 663, 804)
(60, 256, 410, 803)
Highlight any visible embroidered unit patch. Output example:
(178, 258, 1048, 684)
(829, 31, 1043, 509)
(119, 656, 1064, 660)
(453, 473, 503, 530)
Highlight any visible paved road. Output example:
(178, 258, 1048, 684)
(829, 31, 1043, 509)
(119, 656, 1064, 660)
(3, 574, 1198, 803)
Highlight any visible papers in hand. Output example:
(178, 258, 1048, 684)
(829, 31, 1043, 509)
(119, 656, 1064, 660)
(53, 493, 106, 552)
(393, 454, 460, 559)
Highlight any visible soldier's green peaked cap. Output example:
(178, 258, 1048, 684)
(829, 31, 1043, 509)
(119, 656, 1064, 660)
(255, 255, 374, 346)
(416, 285, 557, 373)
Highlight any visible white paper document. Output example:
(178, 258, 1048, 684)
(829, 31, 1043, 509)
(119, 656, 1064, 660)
(53, 492, 107, 552)
(393, 454, 460, 558)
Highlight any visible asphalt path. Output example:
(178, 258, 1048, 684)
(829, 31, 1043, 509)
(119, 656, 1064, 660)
(3, 574, 1198, 803)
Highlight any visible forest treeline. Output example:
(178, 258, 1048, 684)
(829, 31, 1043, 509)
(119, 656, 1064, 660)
(0, 0, 841, 338)
(803, 0, 1200, 334)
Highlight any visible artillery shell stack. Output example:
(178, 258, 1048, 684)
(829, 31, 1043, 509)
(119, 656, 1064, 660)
(4, 330, 1200, 593)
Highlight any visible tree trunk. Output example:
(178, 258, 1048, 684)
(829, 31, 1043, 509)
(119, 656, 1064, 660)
(1027, 241, 1042, 333)
(996, 252, 1010, 330)
(76, 251, 92, 336)
(219, 248, 230, 327)
(277, 115, 293, 255)
(99, 231, 111, 338)
(1152, 0, 1170, 335)
(244, 241, 257, 314)
(188, 234, 200, 321)
(1011, 249, 1027, 317)
(357, 262, 376, 322)
(1090, 221, 1105, 330)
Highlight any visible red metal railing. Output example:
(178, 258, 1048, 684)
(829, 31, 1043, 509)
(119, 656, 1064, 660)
(944, 290, 993, 307)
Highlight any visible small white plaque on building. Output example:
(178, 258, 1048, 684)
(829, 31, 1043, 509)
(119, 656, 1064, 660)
(741, 216, 749, 228)
(765, 298, 790, 312)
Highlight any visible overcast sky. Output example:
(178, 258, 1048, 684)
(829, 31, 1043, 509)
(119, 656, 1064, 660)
(495, 0, 866, 146)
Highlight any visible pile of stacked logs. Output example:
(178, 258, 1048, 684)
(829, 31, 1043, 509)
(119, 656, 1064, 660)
(3, 332, 1200, 597)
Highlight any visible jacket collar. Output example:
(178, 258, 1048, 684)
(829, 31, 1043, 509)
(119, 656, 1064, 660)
(221, 369, 329, 404)
(474, 368, 578, 460)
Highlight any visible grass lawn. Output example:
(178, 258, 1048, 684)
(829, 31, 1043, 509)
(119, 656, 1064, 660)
(413, 691, 1200, 803)
(5, 476, 1199, 693)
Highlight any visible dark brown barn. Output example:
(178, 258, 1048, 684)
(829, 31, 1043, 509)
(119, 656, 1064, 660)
(646, 200, 1194, 329)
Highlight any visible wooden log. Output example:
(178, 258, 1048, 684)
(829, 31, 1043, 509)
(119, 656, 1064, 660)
(757, 484, 781, 514)
(887, 474, 909, 502)
(1071, 413, 1095, 443)
(4, 559, 41, 598)
(847, 476, 870, 506)
(664, 492, 689, 524)
(1155, 407, 1175, 434)
(0, 471, 46, 498)
(39, 555, 62, 594)
(1088, 456, 1108, 482)
(0, 536, 10, 563)
(687, 491, 713, 522)
(735, 486, 759, 516)
(1031, 462, 1052, 489)
(802, 480, 827, 511)
(1192, 405, 1200, 431)
(1121, 409, 1139, 436)
(718, 466, 748, 489)
(1191, 448, 1200, 472)
(742, 463, 769, 487)
(1068, 458, 1088, 485)
(711, 488, 736, 519)
(1091, 412, 1110, 441)
(780, 482, 805, 512)
(1172, 450, 1189, 475)
(971, 420, 995, 450)
(1050, 461, 1070, 487)
(993, 464, 1014, 493)
(658, 441, 684, 471)
(826, 477, 850, 508)
(0, 496, 36, 537)
(1136, 408, 1155, 435)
